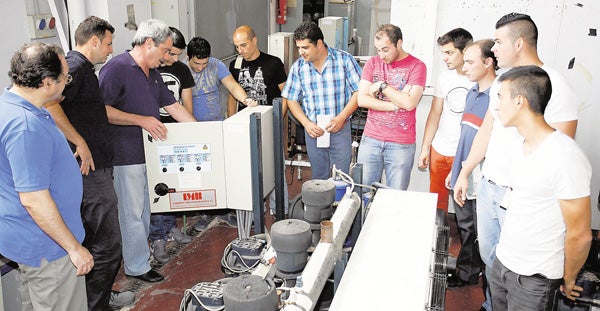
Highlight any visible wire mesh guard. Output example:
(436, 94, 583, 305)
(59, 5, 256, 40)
(427, 217, 450, 311)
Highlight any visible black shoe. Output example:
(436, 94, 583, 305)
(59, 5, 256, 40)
(126, 269, 164, 282)
(447, 274, 477, 288)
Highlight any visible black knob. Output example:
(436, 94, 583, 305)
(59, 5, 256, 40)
(154, 183, 170, 196)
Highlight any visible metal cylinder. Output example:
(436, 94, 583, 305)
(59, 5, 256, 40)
(270, 219, 312, 277)
(301, 179, 335, 223)
(223, 275, 278, 311)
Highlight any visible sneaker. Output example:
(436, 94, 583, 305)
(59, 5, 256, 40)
(217, 211, 238, 228)
(109, 290, 135, 309)
(194, 214, 214, 231)
(151, 239, 170, 264)
(169, 227, 192, 243)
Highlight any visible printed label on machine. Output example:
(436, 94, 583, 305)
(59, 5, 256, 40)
(169, 190, 217, 209)
(157, 143, 212, 174)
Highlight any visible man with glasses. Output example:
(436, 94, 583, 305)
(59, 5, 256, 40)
(149, 26, 195, 265)
(0, 42, 93, 310)
(99, 19, 196, 283)
(46, 16, 135, 310)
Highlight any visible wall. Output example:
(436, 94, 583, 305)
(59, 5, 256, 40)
(193, 0, 269, 60)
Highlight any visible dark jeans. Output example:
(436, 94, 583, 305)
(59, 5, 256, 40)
(149, 214, 176, 241)
(81, 168, 123, 311)
(452, 194, 484, 282)
(490, 257, 562, 311)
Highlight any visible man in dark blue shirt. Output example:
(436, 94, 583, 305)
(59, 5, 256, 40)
(47, 16, 135, 310)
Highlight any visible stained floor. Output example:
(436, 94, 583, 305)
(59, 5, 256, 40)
(113, 167, 484, 310)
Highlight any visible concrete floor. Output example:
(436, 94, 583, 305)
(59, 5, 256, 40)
(113, 167, 485, 310)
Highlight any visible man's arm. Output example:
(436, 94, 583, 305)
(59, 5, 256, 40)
(181, 88, 193, 114)
(287, 99, 323, 138)
(105, 105, 168, 141)
(227, 94, 237, 117)
(278, 82, 288, 118)
(357, 79, 404, 112)
(453, 110, 493, 206)
(163, 102, 197, 122)
(560, 196, 592, 300)
(550, 120, 577, 139)
(46, 102, 95, 175)
(417, 96, 443, 169)
(19, 190, 94, 276)
(222, 75, 257, 107)
(327, 92, 358, 133)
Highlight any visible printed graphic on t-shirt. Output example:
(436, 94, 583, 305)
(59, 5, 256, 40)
(238, 67, 267, 105)
(445, 86, 469, 114)
(370, 68, 410, 130)
(160, 72, 182, 116)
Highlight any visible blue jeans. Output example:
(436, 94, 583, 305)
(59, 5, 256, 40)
(305, 121, 351, 180)
(490, 258, 561, 311)
(477, 176, 508, 311)
(113, 164, 152, 276)
(356, 135, 415, 190)
(149, 214, 176, 241)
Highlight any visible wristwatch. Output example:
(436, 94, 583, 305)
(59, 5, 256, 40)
(379, 82, 388, 93)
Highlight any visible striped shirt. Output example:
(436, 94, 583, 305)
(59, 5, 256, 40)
(281, 47, 361, 122)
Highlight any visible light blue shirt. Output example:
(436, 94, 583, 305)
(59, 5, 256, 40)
(281, 47, 361, 122)
(189, 57, 232, 121)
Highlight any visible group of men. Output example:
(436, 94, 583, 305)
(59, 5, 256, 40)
(0, 11, 592, 311)
(419, 14, 591, 311)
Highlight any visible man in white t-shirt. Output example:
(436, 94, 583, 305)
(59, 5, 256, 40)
(490, 65, 591, 310)
(453, 13, 579, 310)
(418, 28, 474, 213)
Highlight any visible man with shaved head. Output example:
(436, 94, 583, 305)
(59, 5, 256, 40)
(228, 25, 289, 216)
(228, 25, 288, 116)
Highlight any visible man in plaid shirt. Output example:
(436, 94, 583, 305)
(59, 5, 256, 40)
(282, 21, 361, 180)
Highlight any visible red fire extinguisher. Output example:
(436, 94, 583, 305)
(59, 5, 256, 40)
(276, 0, 287, 24)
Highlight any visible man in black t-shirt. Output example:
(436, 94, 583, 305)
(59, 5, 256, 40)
(228, 25, 289, 216)
(46, 16, 135, 310)
(228, 25, 288, 117)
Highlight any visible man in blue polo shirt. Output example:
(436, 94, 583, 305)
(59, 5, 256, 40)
(0, 42, 93, 310)
(99, 19, 196, 283)
(282, 21, 361, 179)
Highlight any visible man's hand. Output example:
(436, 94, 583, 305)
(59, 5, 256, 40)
(74, 143, 95, 175)
(68, 245, 94, 276)
(325, 116, 345, 133)
(304, 121, 325, 138)
(139, 116, 168, 140)
(368, 81, 385, 97)
(417, 148, 430, 170)
(445, 172, 452, 190)
(453, 174, 469, 207)
(243, 97, 258, 107)
(561, 278, 583, 301)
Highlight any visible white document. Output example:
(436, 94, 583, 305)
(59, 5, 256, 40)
(316, 114, 333, 148)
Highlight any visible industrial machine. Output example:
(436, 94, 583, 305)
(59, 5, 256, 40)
(143, 106, 274, 214)
(180, 166, 449, 311)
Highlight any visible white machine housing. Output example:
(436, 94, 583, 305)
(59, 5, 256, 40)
(143, 106, 274, 213)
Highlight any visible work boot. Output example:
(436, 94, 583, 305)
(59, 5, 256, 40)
(151, 239, 170, 264)
(169, 227, 192, 243)
(217, 211, 238, 228)
(109, 290, 135, 310)
(194, 214, 214, 231)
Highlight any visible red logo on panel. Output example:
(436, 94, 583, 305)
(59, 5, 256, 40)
(183, 192, 203, 201)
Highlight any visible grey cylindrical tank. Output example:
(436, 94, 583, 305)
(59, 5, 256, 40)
(223, 275, 278, 311)
(301, 179, 335, 223)
(270, 219, 312, 275)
